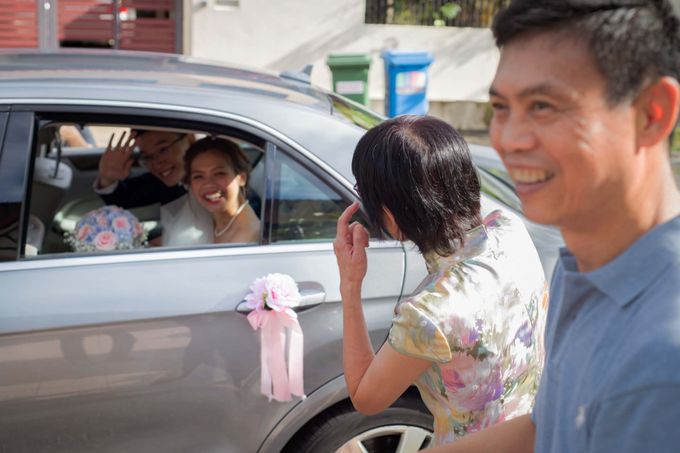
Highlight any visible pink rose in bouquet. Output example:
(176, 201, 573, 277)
(94, 231, 118, 251)
(112, 216, 131, 231)
(77, 224, 92, 241)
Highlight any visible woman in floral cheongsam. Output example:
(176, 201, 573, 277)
(334, 115, 547, 446)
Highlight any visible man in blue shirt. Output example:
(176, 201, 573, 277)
(428, 1, 680, 452)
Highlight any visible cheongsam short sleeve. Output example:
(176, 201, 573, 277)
(388, 297, 452, 363)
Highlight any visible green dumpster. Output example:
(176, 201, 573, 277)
(326, 53, 372, 105)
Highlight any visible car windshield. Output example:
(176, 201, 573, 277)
(329, 94, 384, 130)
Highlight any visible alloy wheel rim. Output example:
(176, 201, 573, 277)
(334, 424, 433, 453)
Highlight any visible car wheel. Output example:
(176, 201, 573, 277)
(283, 397, 434, 453)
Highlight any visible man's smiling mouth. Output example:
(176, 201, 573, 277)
(509, 167, 554, 184)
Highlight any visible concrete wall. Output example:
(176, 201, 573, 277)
(187, 0, 498, 127)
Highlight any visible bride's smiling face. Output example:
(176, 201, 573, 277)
(189, 150, 246, 213)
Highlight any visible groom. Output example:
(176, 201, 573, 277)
(94, 130, 191, 209)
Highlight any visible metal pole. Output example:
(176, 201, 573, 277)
(37, 0, 58, 50)
(175, 0, 183, 54)
(113, 0, 121, 49)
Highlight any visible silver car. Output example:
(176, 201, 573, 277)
(0, 50, 561, 453)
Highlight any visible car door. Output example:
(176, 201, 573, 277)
(0, 108, 406, 452)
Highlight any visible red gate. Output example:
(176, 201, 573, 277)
(0, 0, 179, 52)
(0, 0, 39, 48)
(119, 0, 176, 53)
(58, 0, 114, 47)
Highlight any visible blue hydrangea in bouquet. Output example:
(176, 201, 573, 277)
(65, 205, 147, 252)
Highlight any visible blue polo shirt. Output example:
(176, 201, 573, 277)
(533, 214, 680, 452)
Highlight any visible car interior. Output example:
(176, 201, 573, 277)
(26, 120, 267, 257)
(24, 117, 354, 259)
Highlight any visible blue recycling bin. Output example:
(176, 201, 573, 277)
(382, 50, 434, 117)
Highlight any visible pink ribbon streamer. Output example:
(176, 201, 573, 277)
(247, 307, 305, 402)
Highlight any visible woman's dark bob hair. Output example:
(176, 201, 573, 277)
(352, 115, 481, 256)
(184, 136, 251, 184)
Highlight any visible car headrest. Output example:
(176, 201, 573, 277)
(37, 127, 58, 148)
(33, 157, 73, 190)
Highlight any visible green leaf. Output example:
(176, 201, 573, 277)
(440, 3, 461, 20)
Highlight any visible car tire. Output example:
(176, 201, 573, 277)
(283, 396, 434, 453)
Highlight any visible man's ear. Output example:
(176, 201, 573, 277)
(635, 76, 680, 149)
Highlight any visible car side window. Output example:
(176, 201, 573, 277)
(270, 152, 348, 243)
(24, 120, 266, 258)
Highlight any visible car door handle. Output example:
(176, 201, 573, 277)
(236, 281, 326, 314)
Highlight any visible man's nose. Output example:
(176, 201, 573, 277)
(491, 112, 536, 156)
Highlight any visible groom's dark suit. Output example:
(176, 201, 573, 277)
(98, 173, 185, 209)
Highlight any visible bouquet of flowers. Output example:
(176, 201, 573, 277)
(65, 205, 146, 252)
(245, 273, 305, 402)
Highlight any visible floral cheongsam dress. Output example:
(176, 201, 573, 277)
(388, 209, 548, 446)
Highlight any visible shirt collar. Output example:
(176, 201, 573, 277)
(560, 214, 680, 308)
(423, 210, 503, 272)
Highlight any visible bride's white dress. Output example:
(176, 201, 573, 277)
(161, 193, 213, 247)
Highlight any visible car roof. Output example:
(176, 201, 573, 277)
(0, 50, 376, 181)
(0, 49, 332, 112)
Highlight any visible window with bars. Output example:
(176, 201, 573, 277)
(365, 0, 510, 28)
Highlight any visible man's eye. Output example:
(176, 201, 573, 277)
(531, 101, 552, 111)
(491, 101, 507, 111)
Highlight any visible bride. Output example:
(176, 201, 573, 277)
(180, 137, 260, 244)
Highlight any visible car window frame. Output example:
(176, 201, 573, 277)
(0, 110, 34, 261)
(4, 103, 362, 262)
